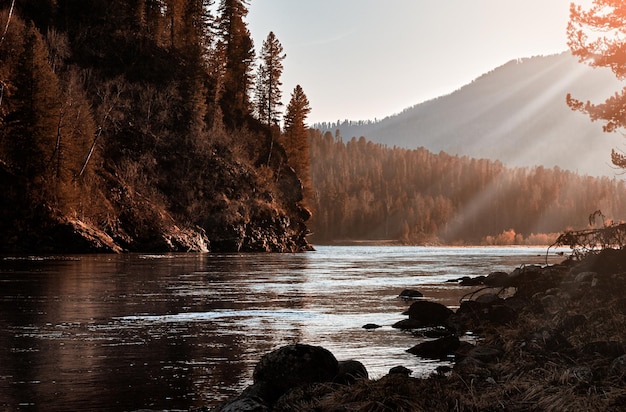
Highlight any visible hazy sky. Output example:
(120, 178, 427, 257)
(247, 0, 595, 125)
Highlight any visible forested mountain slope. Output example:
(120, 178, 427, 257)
(318, 53, 624, 177)
(308, 130, 626, 245)
(0, 1, 311, 253)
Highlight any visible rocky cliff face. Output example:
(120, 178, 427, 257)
(0, 145, 312, 254)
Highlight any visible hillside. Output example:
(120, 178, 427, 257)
(0, 2, 311, 253)
(308, 130, 626, 245)
(318, 53, 625, 177)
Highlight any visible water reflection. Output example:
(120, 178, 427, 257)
(0, 247, 565, 410)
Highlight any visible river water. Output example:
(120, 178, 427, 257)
(0, 246, 567, 411)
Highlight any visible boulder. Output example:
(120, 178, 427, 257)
(398, 289, 423, 299)
(334, 360, 368, 385)
(252, 344, 339, 403)
(362, 323, 382, 330)
(407, 335, 460, 359)
(483, 271, 510, 287)
(392, 318, 425, 330)
(388, 366, 412, 376)
(474, 293, 504, 305)
(407, 300, 454, 327)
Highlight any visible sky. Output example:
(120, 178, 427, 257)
(247, 0, 595, 125)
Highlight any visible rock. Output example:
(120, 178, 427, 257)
(474, 293, 504, 305)
(483, 271, 510, 287)
(362, 323, 382, 330)
(392, 318, 424, 330)
(399, 289, 423, 299)
(334, 360, 368, 384)
(252, 344, 339, 403)
(574, 271, 597, 283)
(388, 366, 412, 376)
(538, 294, 561, 314)
(407, 336, 460, 359)
(407, 300, 454, 327)
(458, 275, 486, 286)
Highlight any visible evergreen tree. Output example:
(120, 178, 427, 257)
(567, 0, 626, 168)
(283, 85, 311, 193)
(5, 21, 60, 184)
(254, 31, 285, 127)
(215, 0, 255, 124)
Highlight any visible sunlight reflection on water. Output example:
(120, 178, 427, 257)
(0, 246, 567, 410)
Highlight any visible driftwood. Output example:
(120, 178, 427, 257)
(551, 211, 626, 259)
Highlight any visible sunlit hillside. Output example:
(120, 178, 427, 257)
(317, 52, 624, 177)
(308, 130, 626, 245)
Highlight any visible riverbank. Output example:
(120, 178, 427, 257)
(216, 248, 626, 411)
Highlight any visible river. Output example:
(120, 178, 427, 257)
(0, 246, 567, 411)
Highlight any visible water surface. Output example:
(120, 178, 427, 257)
(0, 246, 565, 410)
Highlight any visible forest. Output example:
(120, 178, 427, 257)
(0, 0, 313, 253)
(307, 130, 626, 245)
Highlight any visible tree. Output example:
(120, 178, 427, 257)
(215, 0, 255, 124)
(254, 31, 285, 127)
(5, 21, 61, 183)
(283, 85, 311, 194)
(567, 0, 626, 168)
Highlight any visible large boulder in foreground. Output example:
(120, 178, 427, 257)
(252, 344, 339, 403)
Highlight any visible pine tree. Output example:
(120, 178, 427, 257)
(5, 22, 61, 184)
(215, 0, 255, 124)
(283, 85, 311, 195)
(254, 31, 285, 127)
(567, 0, 626, 168)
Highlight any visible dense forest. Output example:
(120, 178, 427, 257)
(0, 0, 313, 253)
(308, 130, 626, 245)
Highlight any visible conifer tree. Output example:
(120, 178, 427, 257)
(283, 85, 311, 194)
(5, 22, 61, 184)
(215, 0, 255, 123)
(567, 0, 626, 168)
(254, 31, 285, 127)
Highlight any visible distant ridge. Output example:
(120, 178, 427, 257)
(319, 52, 625, 177)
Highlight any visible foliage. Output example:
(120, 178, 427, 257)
(308, 131, 626, 244)
(283, 85, 312, 198)
(254, 31, 285, 127)
(567, 0, 626, 168)
(0, 1, 310, 252)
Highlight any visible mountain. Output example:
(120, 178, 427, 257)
(321, 53, 625, 177)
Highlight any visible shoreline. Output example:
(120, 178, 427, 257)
(215, 248, 626, 411)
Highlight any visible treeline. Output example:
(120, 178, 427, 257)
(308, 130, 626, 245)
(0, 1, 312, 252)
